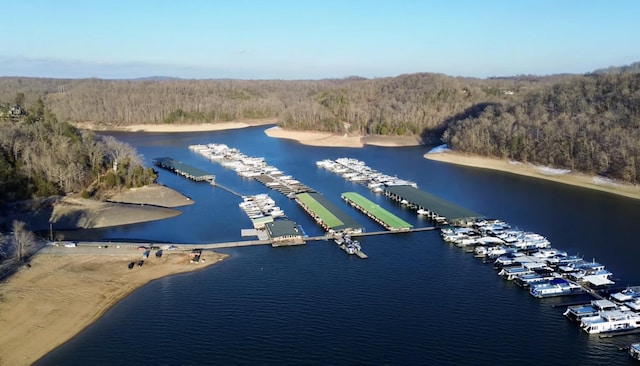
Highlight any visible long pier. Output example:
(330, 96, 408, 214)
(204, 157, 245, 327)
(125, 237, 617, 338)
(213, 182, 243, 198)
(62, 226, 436, 253)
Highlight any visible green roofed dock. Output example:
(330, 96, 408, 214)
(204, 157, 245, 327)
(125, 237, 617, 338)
(153, 157, 215, 183)
(295, 192, 363, 234)
(383, 185, 479, 225)
(341, 192, 413, 231)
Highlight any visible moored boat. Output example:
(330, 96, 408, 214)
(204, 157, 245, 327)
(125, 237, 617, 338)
(563, 299, 619, 322)
(629, 343, 640, 360)
(529, 278, 584, 298)
(580, 310, 640, 334)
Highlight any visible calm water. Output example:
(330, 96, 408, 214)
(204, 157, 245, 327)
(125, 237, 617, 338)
(37, 126, 640, 365)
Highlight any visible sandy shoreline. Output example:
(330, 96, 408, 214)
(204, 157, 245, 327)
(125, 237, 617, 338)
(0, 249, 227, 366)
(3, 185, 193, 232)
(425, 151, 640, 200)
(73, 118, 277, 133)
(264, 126, 423, 147)
(74, 118, 423, 147)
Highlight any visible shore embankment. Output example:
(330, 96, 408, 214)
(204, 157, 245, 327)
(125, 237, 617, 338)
(0, 248, 226, 366)
(263, 126, 423, 147)
(2, 185, 193, 232)
(424, 151, 640, 201)
(72, 118, 277, 133)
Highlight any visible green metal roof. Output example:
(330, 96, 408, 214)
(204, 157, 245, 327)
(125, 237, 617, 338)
(342, 192, 412, 230)
(296, 192, 362, 232)
(384, 185, 479, 220)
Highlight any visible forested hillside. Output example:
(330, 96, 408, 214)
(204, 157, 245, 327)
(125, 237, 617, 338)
(443, 72, 640, 183)
(0, 100, 157, 204)
(0, 74, 554, 143)
(1, 66, 638, 184)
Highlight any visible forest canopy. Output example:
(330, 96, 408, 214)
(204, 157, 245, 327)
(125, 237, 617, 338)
(0, 99, 157, 205)
(1, 63, 639, 184)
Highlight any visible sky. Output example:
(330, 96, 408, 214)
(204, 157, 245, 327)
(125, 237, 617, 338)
(2, 0, 640, 80)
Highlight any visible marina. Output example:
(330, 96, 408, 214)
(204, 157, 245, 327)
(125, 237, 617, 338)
(167, 147, 640, 334)
(39, 129, 640, 366)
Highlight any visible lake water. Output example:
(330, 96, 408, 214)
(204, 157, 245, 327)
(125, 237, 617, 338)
(37, 126, 640, 365)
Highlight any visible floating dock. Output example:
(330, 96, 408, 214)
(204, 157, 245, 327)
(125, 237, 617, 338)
(253, 174, 315, 197)
(153, 157, 215, 183)
(341, 192, 412, 231)
(334, 235, 368, 259)
(383, 185, 479, 224)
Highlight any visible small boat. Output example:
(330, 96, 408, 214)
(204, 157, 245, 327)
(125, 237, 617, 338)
(474, 246, 488, 257)
(629, 343, 640, 360)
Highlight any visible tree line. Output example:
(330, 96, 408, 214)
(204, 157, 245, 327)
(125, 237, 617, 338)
(0, 74, 560, 145)
(0, 99, 157, 205)
(442, 72, 640, 183)
(1, 66, 638, 183)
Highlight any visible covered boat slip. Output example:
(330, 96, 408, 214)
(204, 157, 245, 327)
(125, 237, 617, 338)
(295, 192, 363, 234)
(153, 157, 215, 182)
(265, 219, 305, 246)
(341, 192, 412, 231)
(383, 185, 479, 222)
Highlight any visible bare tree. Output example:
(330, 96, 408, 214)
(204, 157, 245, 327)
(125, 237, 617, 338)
(102, 135, 141, 168)
(12, 220, 35, 262)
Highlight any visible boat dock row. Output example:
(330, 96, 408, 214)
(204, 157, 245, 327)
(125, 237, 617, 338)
(295, 192, 364, 235)
(383, 185, 479, 225)
(341, 192, 412, 231)
(317, 157, 417, 192)
(318, 157, 479, 226)
(190, 143, 314, 197)
(441, 218, 640, 336)
(153, 157, 215, 183)
(253, 174, 315, 197)
(294, 192, 368, 258)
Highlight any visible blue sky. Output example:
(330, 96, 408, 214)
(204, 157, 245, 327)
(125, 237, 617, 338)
(2, 0, 639, 79)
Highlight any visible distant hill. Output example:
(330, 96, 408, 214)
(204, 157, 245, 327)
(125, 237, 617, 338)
(442, 70, 640, 183)
(130, 76, 183, 81)
(1, 61, 639, 183)
(591, 61, 640, 75)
